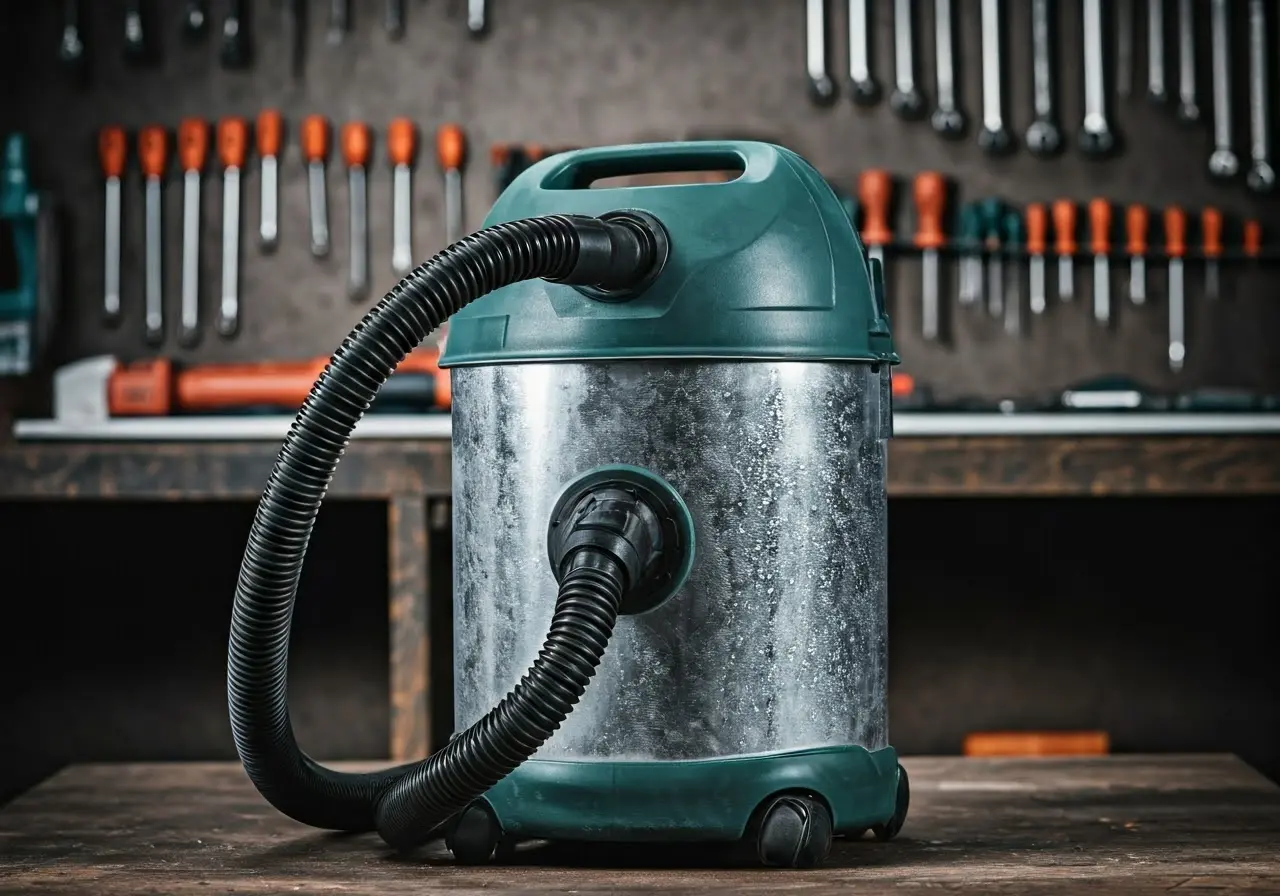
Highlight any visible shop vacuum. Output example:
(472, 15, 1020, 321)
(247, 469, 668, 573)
(228, 141, 907, 869)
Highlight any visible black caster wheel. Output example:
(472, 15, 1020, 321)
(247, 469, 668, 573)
(755, 794, 833, 868)
(446, 800, 503, 865)
(872, 764, 910, 842)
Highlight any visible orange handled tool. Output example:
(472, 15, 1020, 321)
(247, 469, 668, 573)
(341, 121, 371, 169)
(217, 118, 250, 338)
(857, 170, 893, 266)
(301, 115, 331, 257)
(1052, 199, 1077, 300)
(388, 118, 418, 274)
(388, 117, 417, 167)
(1165, 206, 1188, 372)
(257, 109, 282, 157)
(1087, 199, 1112, 324)
(1243, 220, 1262, 259)
(437, 123, 467, 246)
(138, 125, 167, 179)
(912, 172, 946, 340)
(177, 119, 209, 345)
(99, 126, 128, 321)
(99, 126, 127, 179)
(218, 117, 249, 169)
(342, 122, 373, 299)
(178, 118, 208, 173)
(256, 110, 283, 250)
(138, 125, 167, 343)
(1202, 208, 1223, 298)
(1125, 204, 1149, 304)
(301, 114, 329, 162)
(1026, 203, 1048, 314)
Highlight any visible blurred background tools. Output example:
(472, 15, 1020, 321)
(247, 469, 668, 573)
(0, 135, 58, 377)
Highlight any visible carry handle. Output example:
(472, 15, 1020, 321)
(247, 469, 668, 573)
(540, 142, 750, 191)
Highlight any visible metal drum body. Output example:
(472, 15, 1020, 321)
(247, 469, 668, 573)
(452, 359, 892, 762)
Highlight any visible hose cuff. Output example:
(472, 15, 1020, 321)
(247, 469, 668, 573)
(549, 211, 669, 301)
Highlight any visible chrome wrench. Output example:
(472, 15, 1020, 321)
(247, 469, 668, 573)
(1176, 0, 1200, 123)
(1026, 0, 1063, 156)
(978, 0, 1013, 154)
(1079, 0, 1115, 157)
(931, 0, 965, 136)
(1207, 0, 1238, 178)
(890, 0, 925, 119)
(848, 0, 881, 103)
(1247, 0, 1275, 192)
(807, 0, 837, 104)
(1148, 0, 1167, 104)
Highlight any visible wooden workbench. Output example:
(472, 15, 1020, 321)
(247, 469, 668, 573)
(1, 755, 1278, 894)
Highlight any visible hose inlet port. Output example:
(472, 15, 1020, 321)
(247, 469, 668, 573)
(550, 210, 670, 301)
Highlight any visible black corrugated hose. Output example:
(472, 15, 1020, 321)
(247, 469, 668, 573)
(227, 212, 668, 852)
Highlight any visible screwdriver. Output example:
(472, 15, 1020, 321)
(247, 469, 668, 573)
(139, 125, 167, 344)
(1202, 207, 1223, 299)
(1003, 208, 1025, 335)
(1125, 204, 1148, 305)
(178, 118, 208, 345)
(1088, 198, 1112, 324)
(1026, 202, 1048, 314)
(302, 115, 330, 257)
(98, 125, 127, 323)
(389, 118, 417, 274)
(1165, 206, 1187, 371)
(256, 109, 282, 252)
(857, 170, 893, 272)
(217, 117, 248, 338)
(342, 121, 372, 300)
(978, 198, 1005, 317)
(957, 202, 983, 305)
(1243, 219, 1262, 260)
(912, 172, 946, 341)
(437, 123, 467, 246)
(1052, 199, 1077, 300)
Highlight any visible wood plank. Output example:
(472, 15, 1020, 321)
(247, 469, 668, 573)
(388, 495, 431, 761)
(1, 756, 1277, 894)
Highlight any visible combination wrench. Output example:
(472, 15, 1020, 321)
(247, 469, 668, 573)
(1078, 0, 1115, 157)
(848, 0, 880, 104)
(1026, 0, 1063, 157)
(806, 0, 837, 105)
(931, 0, 966, 136)
(1147, 0, 1167, 104)
(1176, 0, 1199, 123)
(1246, 0, 1275, 192)
(1207, 0, 1238, 179)
(890, 0, 925, 119)
(978, 0, 1014, 155)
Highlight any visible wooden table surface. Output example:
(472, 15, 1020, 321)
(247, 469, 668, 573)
(2, 756, 1279, 894)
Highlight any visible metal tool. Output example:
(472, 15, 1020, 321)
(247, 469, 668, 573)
(182, 0, 208, 41)
(468, 0, 488, 36)
(890, 0, 925, 119)
(218, 118, 247, 337)
(1117, 0, 1134, 98)
(59, 0, 85, 72)
(958, 202, 984, 305)
(979, 198, 1005, 316)
(178, 118, 208, 346)
(931, 0, 965, 136)
(138, 126, 166, 344)
(342, 122, 371, 301)
(220, 0, 251, 68)
(913, 172, 945, 340)
(1207, 0, 1238, 178)
(1026, 203, 1048, 314)
(1148, 0, 1167, 104)
(1088, 199, 1111, 324)
(1201, 208, 1223, 300)
(386, 0, 405, 39)
(1026, 0, 1063, 157)
(857, 170, 892, 272)
(257, 110, 282, 252)
(1052, 200, 1076, 300)
(978, 0, 1013, 154)
(389, 118, 417, 274)
(848, 0, 881, 104)
(1176, 0, 1199, 123)
(437, 124, 467, 246)
(99, 126, 126, 324)
(302, 115, 330, 258)
(807, 0, 836, 104)
(327, 0, 348, 46)
(1165, 206, 1187, 371)
(1246, 0, 1274, 192)
(1002, 209, 1024, 335)
(123, 0, 149, 65)
(1125, 204, 1148, 305)
(1079, 0, 1115, 157)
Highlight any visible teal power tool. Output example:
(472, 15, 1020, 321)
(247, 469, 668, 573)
(0, 135, 58, 376)
(228, 142, 906, 869)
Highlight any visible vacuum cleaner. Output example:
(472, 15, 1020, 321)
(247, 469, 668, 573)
(228, 140, 906, 869)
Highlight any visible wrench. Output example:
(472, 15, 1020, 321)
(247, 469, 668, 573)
(1176, 0, 1200, 123)
(123, 0, 149, 65)
(890, 0, 925, 119)
(468, 0, 488, 36)
(807, 0, 837, 105)
(1147, 0, 1168, 104)
(1246, 0, 1275, 192)
(385, 0, 405, 39)
(1026, 0, 1063, 156)
(1207, 0, 1239, 179)
(978, 0, 1014, 154)
(220, 0, 251, 69)
(848, 0, 881, 104)
(59, 0, 85, 71)
(327, 0, 348, 46)
(182, 0, 208, 42)
(1078, 0, 1115, 157)
(1117, 0, 1134, 98)
(931, 0, 966, 136)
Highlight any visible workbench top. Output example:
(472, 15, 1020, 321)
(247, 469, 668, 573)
(1, 755, 1278, 894)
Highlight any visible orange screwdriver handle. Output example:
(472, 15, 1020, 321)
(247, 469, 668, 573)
(1026, 203, 1047, 255)
(138, 126, 167, 179)
(1088, 199, 1111, 255)
(1164, 207, 1187, 259)
(912, 172, 946, 250)
(301, 115, 329, 163)
(99, 126, 128, 178)
(257, 109, 283, 158)
(1243, 220, 1262, 258)
(342, 122, 372, 168)
(388, 118, 417, 166)
(177, 119, 208, 173)
(1125, 205, 1149, 255)
(1052, 200, 1077, 255)
(857, 170, 893, 246)
(1202, 208, 1224, 259)
(436, 123, 466, 171)
(217, 118, 249, 169)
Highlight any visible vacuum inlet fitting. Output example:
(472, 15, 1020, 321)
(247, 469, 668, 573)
(548, 210, 669, 302)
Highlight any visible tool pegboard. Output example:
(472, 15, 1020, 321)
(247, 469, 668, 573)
(0, 0, 1277, 402)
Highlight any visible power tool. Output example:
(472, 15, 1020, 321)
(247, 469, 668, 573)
(0, 134, 58, 377)
(228, 141, 906, 869)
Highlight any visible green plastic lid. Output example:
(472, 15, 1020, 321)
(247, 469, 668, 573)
(438, 141, 898, 368)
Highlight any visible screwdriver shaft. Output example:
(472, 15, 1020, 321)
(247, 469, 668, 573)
(144, 177, 163, 342)
(1129, 255, 1146, 303)
(1030, 255, 1046, 313)
(220, 167, 240, 336)
(1058, 255, 1073, 299)
(348, 166, 368, 299)
(1206, 260, 1220, 300)
(1093, 256, 1110, 323)
(445, 169, 463, 244)
(1004, 268, 1021, 334)
(988, 255, 1003, 316)
(1169, 259, 1186, 370)
(181, 170, 201, 340)
(922, 249, 939, 340)
(260, 154, 278, 249)
(308, 161, 329, 256)
(393, 164, 413, 273)
(104, 177, 121, 319)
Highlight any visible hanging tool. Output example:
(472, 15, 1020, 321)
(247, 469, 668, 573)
(1026, 0, 1063, 157)
(1246, 0, 1274, 193)
(1176, 0, 1199, 123)
(0, 136, 58, 377)
(1026, 203, 1048, 315)
(284, 0, 306, 79)
(1165, 206, 1187, 371)
(437, 124, 467, 247)
(979, 0, 1013, 154)
(1207, 0, 1238, 179)
(1125, 204, 1148, 305)
(220, 0, 251, 69)
(848, 0, 880, 104)
(182, 0, 208, 41)
(1117, 0, 1134, 98)
(218, 117, 248, 338)
(178, 118, 208, 346)
(1079, 0, 1115, 157)
(856, 170, 892, 273)
(979, 198, 1005, 316)
(327, 0, 348, 46)
(123, 0, 151, 65)
(386, 0, 406, 39)
(1002, 208, 1024, 335)
(890, 0, 925, 119)
(302, 115, 330, 258)
(342, 122, 371, 301)
(958, 202, 984, 305)
(59, 0, 86, 74)
(1243, 220, 1262, 260)
(1202, 208, 1223, 300)
(468, 0, 488, 37)
(912, 172, 945, 340)
(389, 118, 417, 274)
(931, 0, 964, 136)
(1088, 199, 1111, 325)
(1052, 200, 1077, 301)
(99, 126, 126, 324)
(257, 110, 282, 252)
(806, 0, 836, 104)
(139, 126, 166, 344)
(1148, 0, 1167, 104)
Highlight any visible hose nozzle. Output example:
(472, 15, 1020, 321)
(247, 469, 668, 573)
(550, 210, 669, 301)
